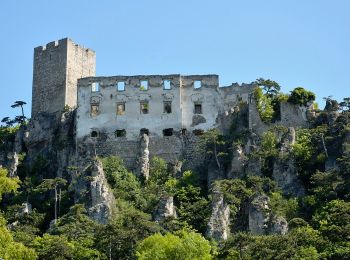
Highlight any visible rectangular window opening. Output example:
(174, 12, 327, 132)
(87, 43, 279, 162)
(140, 102, 149, 114)
(194, 80, 202, 89)
(140, 80, 148, 91)
(194, 103, 202, 114)
(117, 81, 125, 91)
(91, 105, 99, 117)
(115, 129, 126, 137)
(163, 101, 172, 114)
(140, 128, 149, 136)
(116, 103, 125, 115)
(193, 129, 204, 136)
(163, 80, 171, 90)
(163, 128, 173, 137)
(92, 82, 100, 92)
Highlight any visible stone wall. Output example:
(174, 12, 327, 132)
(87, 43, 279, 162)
(248, 97, 310, 134)
(76, 74, 255, 141)
(32, 38, 95, 117)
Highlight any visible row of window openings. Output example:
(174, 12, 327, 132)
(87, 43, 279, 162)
(91, 80, 202, 92)
(91, 102, 202, 116)
(90, 128, 204, 138)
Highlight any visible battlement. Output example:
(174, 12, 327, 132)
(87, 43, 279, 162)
(32, 38, 96, 117)
(34, 38, 95, 54)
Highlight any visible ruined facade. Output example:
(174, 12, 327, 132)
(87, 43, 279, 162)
(30, 38, 310, 173)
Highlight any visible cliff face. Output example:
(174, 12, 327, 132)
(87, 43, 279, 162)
(0, 98, 316, 239)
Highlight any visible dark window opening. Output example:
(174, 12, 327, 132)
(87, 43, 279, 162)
(194, 103, 202, 114)
(163, 101, 172, 114)
(115, 129, 126, 137)
(140, 128, 149, 136)
(163, 128, 173, 136)
(91, 131, 98, 138)
(193, 129, 204, 136)
(140, 102, 149, 114)
(116, 103, 125, 115)
(91, 105, 99, 117)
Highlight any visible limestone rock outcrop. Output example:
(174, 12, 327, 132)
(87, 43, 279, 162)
(248, 194, 288, 235)
(154, 196, 177, 222)
(138, 133, 150, 180)
(83, 159, 115, 224)
(248, 194, 270, 234)
(207, 186, 230, 240)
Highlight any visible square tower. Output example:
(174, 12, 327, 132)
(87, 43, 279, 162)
(32, 38, 96, 117)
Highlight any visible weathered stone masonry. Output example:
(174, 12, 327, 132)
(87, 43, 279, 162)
(31, 38, 308, 173)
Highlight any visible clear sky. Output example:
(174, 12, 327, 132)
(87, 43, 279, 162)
(0, 0, 349, 120)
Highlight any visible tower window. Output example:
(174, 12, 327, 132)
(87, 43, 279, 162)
(163, 101, 172, 114)
(140, 80, 148, 90)
(194, 103, 202, 114)
(92, 82, 100, 92)
(194, 80, 202, 89)
(91, 131, 98, 138)
(163, 128, 173, 136)
(140, 128, 149, 136)
(91, 105, 99, 117)
(163, 80, 171, 90)
(140, 102, 149, 114)
(117, 81, 125, 91)
(115, 129, 126, 137)
(116, 103, 125, 115)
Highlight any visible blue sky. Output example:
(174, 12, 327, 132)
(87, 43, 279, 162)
(0, 0, 349, 120)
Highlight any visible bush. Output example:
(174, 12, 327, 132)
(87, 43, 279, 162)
(136, 229, 212, 260)
(254, 87, 275, 123)
(288, 87, 315, 106)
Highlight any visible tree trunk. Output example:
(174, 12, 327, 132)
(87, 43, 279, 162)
(54, 185, 58, 223)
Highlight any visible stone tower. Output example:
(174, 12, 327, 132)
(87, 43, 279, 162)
(32, 38, 96, 117)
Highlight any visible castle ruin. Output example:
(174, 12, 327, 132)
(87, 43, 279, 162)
(31, 38, 308, 172)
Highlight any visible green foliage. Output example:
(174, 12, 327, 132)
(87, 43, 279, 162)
(32, 233, 102, 260)
(102, 156, 146, 209)
(219, 227, 323, 260)
(0, 125, 19, 149)
(215, 179, 254, 216)
(288, 87, 316, 106)
(255, 78, 281, 97)
(0, 216, 37, 260)
(0, 168, 20, 201)
(95, 199, 161, 259)
(269, 192, 299, 220)
(312, 200, 350, 243)
(254, 87, 275, 123)
(136, 229, 212, 260)
(292, 128, 313, 161)
(199, 129, 229, 169)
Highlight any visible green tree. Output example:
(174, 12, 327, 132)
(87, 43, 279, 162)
(199, 129, 228, 169)
(288, 87, 315, 106)
(136, 229, 212, 260)
(255, 78, 281, 97)
(254, 87, 275, 123)
(95, 199, 161, 259)
(0, 168, 20, 200)
(0, 168, 36, 260)
(36, 178, 67, 223)
(11, 100, 27, 117)
(312, 200, 350, 243)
